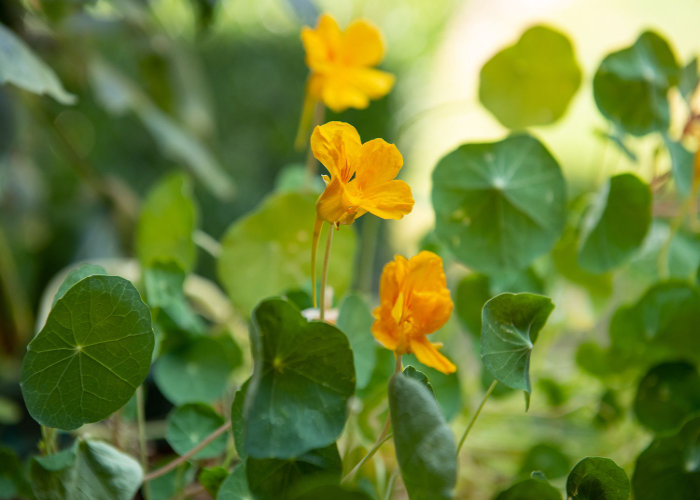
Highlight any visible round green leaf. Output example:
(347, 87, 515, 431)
(246, 444, 342, 500)
(154, 337, 229, 406)
(389, 374, 457, 500)
(432, 134, 566, 274)
(481, 293, 554, 406)
(53, 263, 107, 306)
(519, 443, 571, 480)
(166, 403, 228, 460)
(336, 293, 377, 391)
(20, 275, 154, 430)
(567, 457, 630, 500)
(244, 299, 355, 459)
(218, 464, 252, 500)
(137, 173, 198, 273)
(593, 31, 679, 136)
(634, 362, 700, 433)
(495, 478, 562, 499)
(479, 25, 581, 129)
(218, 192, 357, 316)
(30, 439, 143, 500)
(578, 174, 652, 273)
(632, 416, 700, 500)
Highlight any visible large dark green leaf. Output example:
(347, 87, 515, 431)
(567, 457, 629, 500)
(0, 24, 76, 104)
(166, 403, 228, 459)
(218, 192, 357, 315)
(479, 25, 581, 129)
(336, 293, 377, 390)
(519, 443, 571, 480)
(137, 173, 198, 273)
(244, 299, 355, 459)
(481, 293, 554, 406)
(495, 478, 562, 499)
(389, 374, 457, 500)
(246, 444, 342, 500)
(632, 416, 700, 500)
(432, 135, 566, 274)
(53, 263, 107, 306)
(21, 275, 154, 430)
(217, 464, 251, 500)
(578, 173, 652, 273)
(634, 362, 700, 433)
(30, 439, 142, 500)
(154, 337, 229, 406)
(593, 31, 679, 136)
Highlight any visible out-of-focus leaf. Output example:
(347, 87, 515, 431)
(217, 464, 251, 500)
(679, 57, 699, 104)
(166, 404, 227, 460)
(495, 477, 562, 499)
(199, 467, 228, 497)
(593, 31, 679, 136)
(30, 440, 142, 500)
(432, 134, 566, 274)
(246, 444, 342, 500)
(594, 390, 624, 428)
(0, 447, 32, 499)
(88, 59, 234, 199)
(336, 293, 377, 390)
(144, 261, 205, 334)
(567, 457, 629, 500)
(479, 25, 581, 129)
(520, 443, 571, 480)
(664, 137, 695, 197)
(20, 275, 154, 430)
(634, 361, 700, 433)
(150, 459, 195, 500)
(632, 416, 700, 500)
(244, 299, 355, 459)
(52, 263, 107, 306)
(137, 173, 198, 273)
(0, 24, 76, 104)
(154, 337, 229, 405)
(578, 173, 652, 273)
(389, 374, 457, 500)
(455, 274, 490, 338)
(218, 192, 357, 315)
(295, 485, 373, 500)
(593, 128, 638, 163)
(274, 163, 325, 193)
(481, 293, 554, 408)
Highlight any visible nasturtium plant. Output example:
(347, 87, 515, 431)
(664, 137, 695, 198)
(481, 293, 554, 406)
(20, 275, 154, 430)
(495, 477, 562, 500)
(52, 263, 107, 305)
(402, 365, 436, 398)
(0, 447, 31, 499)
(479, 25, 581, 129)
(432, 134, 567, 274)
(593, 31, 680, 136)
(217, 464, 252, 500)
(336, 293, 377, 390)
(566, 457, 630, 500)
(218, 192, 357, 315)
(243, 299, 355, 459)
(519, 443, 571, 480)
(578, 173, 652, 273)
(165, 403, 228, 459)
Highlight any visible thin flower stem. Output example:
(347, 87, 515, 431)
(456, 380, 498, 454)
(341, 355, 402, 485)
(319, 225, 333, 321)
(136, 386, 151, 500)
(40, 425, 56, 455)
(384, 468, 400, 500)
(143, 421, 232, 482)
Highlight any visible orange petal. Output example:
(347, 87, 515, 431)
(409, 336, 456, 374)
(359, 180, 414, 220)
(301, 14, 342, 71)
(371, 305, 400, 351)
(321, 77, 371, 112)
(344, 67, 395, 100)
(311, 122, 361, 180)
(341, 20, 385, 67)
(377, 255, 409, 309)
(356, 138, 403, 191)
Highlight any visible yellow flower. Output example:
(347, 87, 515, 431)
(301, 14, 395, 113)
(310, 121, 414, 308)
(372, 251, 456, 374)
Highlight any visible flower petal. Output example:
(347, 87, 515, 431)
(344, 67, 395, 99)
(341, 20, 385, 67)
(356, 138, 403, 191)
(359, 180, 414, 220)
(316, 176, 356, 224)
(301, 14, 342, 71)
(311, 121, 362, 180)
(409, 336, 456, 374)
(321, 78, 370, 112)
(371, 305, 400, 351)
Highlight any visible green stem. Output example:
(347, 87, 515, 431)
(40, 426, 56, 455)
(456, 380, 497, 454)
(319, 225, 334, 321)
(356, 217, 380, 293)
(136, 386, 152, 500)
(384, 468, 400, 500)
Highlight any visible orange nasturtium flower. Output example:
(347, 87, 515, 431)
(301, 14, 395, 113)
(372, 251, 456, 375)
(310, 121, 414, 306)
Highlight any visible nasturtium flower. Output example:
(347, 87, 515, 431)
(301, 14, 395, 113)
(310, 121, 413, 308)
(372, 251, 456, 374)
